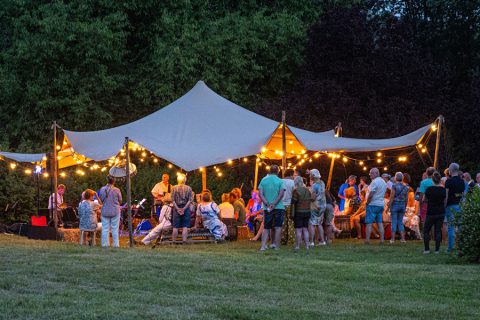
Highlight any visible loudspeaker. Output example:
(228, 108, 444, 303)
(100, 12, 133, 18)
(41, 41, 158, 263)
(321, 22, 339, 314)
(28, 226, 58, 240)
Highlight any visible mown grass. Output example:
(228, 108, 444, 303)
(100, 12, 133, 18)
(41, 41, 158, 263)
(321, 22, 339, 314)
(0, 234, 479, 320)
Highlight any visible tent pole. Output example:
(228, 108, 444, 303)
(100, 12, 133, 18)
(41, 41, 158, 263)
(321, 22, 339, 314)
(254, 157, 259, 189)
(125, 137, 133, 248)
(326, 122, 342, 190)
(52, 121, 58, 230)
(433, 115, 443, 169)
(202, 169, 207, 191)
(281, 111, 286, 178)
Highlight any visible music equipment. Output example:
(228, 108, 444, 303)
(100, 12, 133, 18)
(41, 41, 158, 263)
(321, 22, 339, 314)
(61, 207, 79, 228)
(28, 226, 58, 240)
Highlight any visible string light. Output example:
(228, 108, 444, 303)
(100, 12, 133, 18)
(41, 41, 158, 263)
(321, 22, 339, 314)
(243, 158, 248, 162)
(24, 169, 32, 175)
(168, 164, 173, 169)
(266, 165, 271, 170)
(359, 161, 364, 166)
(43, 172, 49, 178)
(101, 167, 107, 172)
(9, 163, 17, 170)
(376, 159, 382, 164)
(140, 159, 144, 162)
(289, 141, 293, 145)
(60, 172, 66, 177)
(418, 144, 423, 148)
(227, 159, 233, 165)
(76, 169, 85, 176)
(42, 156, 47, 161)
(153, 158, 159, 163)
(342, 157, 348, 163)
(141, 151, 147, 157)
(383, 167, 388, 171)
(261, 147, 267, 153)
(217, 172, 223, 177)
(256, 158, 260, 162)
(215, 168, 220, 172)
(421, 148, 427, 153)
(398, 156, 407, 162)
(314, 153, 320, 158)
(199, 167, 204, 172)
(363, 166, 367, 171)
(431, 124, 437, 131)
(335, 154, 341, 159)
(377, 152, 382, 157)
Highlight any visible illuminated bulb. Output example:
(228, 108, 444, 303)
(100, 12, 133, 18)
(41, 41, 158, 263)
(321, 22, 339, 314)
(314, 153, 320, 158)
(154, 158, 159, 163)
(289, 141, 293, 145)
(363, 166, 367, 171)
(421, 148, 426, 153)
(215, 168, 220, 172)
(217, 172, 223, 177)
(24, 169, 32, 175)
(309, 159, 312, 163)
(301, 150, 306, 154)
(56, 145, 61, 150)
(228, 159, 233, 165)
(9, 163, 17, 169)
(42, 156, 47, 161)
(336, 154, 341, 159)
(274, 150, 279, 155)
(243, 158, 248, 162)
(90, 166, 95, 171)
(92, 164, 99, 169)
(296, 155, 301, 159)
(383, 167, 388, 171)
(140, 159, 144, 162)
(199, 167, 204, 172)
(343, 157, 348, 163)
(261, 147, 267, 153)
(303, 154, 308, 159)
(43, 172, 49, 178)
(279, 151, 284, 156)
(168, 164, 173, 169)
(288, 163, 292, 167)
(377, 152, 382, 157)
(377, 159, 382, 164)
(256, 158, 260, 162)
(141, 152, 147, 157)
(359, 161, 364, 166)
(76, 160, 83, 164)
(101, 167, 107, 172)
(57, 156, 61, 160)
(63, 141, 67, 145)
(258, 163, 262, 167)
(266, 165, 271, 170)
(418, 144, 423, 148)
(60, 172, 66, 177)
(431, 124, 437, 131)
(83, 163, 88, 167)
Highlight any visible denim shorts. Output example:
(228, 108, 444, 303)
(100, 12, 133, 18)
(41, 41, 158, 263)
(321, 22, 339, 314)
(173, 207, 191, 228)
(264, 209, 285, 229)
(365, 205, 383, 224)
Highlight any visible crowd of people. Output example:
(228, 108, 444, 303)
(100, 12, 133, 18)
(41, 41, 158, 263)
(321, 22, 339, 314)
(49, 160, 473, 253)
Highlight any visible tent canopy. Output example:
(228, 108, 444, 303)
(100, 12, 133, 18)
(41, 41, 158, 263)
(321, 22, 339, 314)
(0, 151, 44, 163)
(61, 81, 433, 171)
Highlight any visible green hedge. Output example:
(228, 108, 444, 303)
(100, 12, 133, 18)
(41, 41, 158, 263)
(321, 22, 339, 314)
(458, 188, 480, 263)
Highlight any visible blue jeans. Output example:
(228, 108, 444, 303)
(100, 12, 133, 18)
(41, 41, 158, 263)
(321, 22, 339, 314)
(101, 214, 120, 247)
(445, 204, 460, 251)
(390, 204, 406, 233)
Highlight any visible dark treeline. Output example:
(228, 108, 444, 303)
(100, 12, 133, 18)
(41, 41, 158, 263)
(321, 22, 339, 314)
(0, 0, 479, 220)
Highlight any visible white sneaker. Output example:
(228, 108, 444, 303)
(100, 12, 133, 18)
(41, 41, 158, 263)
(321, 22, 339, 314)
(309, 242, 315, 247)
(423, 250, 430, 254)
(269, 244, 278, 249)
(390, 239, 395, 244)
(317, 242, 327, 246)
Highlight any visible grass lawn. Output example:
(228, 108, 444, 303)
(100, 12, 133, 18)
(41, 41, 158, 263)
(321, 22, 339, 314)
(0, 234, 479, 320)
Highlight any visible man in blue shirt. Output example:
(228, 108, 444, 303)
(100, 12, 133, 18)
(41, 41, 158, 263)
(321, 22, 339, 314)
(258, 165, 285, 251)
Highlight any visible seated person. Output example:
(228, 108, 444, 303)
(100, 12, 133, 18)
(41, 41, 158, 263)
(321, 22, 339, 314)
(229, 192, 246, 226)
(246, 190, 264, 241)
(343, 186, 361, 215)
(218, 193, 235, 219)
(141, 194, 173, 245)
(196, 190, 228, 241)
(78, 189, 102, 245)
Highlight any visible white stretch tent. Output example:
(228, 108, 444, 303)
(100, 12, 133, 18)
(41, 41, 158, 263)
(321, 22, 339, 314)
(0, 151, 44, 163)
(63, 81, 432, 171)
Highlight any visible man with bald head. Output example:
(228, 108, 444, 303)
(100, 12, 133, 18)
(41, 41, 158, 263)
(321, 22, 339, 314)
(365, 168, 387, 244)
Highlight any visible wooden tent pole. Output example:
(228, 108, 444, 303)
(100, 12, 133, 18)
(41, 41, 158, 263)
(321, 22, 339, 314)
(202, 169, 207, 191)
(125, 137, 133, 248)
(254, 158, 259, 189)
(433, 115, 443, 169)
(281, 111, 286, 178)
(326, 122, 342, 190)
(52, 121, 58, 230)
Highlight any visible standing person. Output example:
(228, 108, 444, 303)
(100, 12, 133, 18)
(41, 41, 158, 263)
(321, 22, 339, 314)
(324, 188, 340, 243)
(418, 167, 435, 224)
(365, 168, 387, 244)
(196, 190, 228, 242)
(99, 176, 122, 247)
(281, 169, 296, 245)
(338, 176, 359, 213)
(48, 184, 66, 226)
(258, 165, 285, 251)
(463, 172, 475, 194)
(423, 171, 447, 254)
(171, 173, 193, 244)
(291, 176, 311, 250)
(151, 173, 172, 217)
(308, 169, 327, 246)
(387, 172, 409, 244)
(444, 163, 465, 252)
